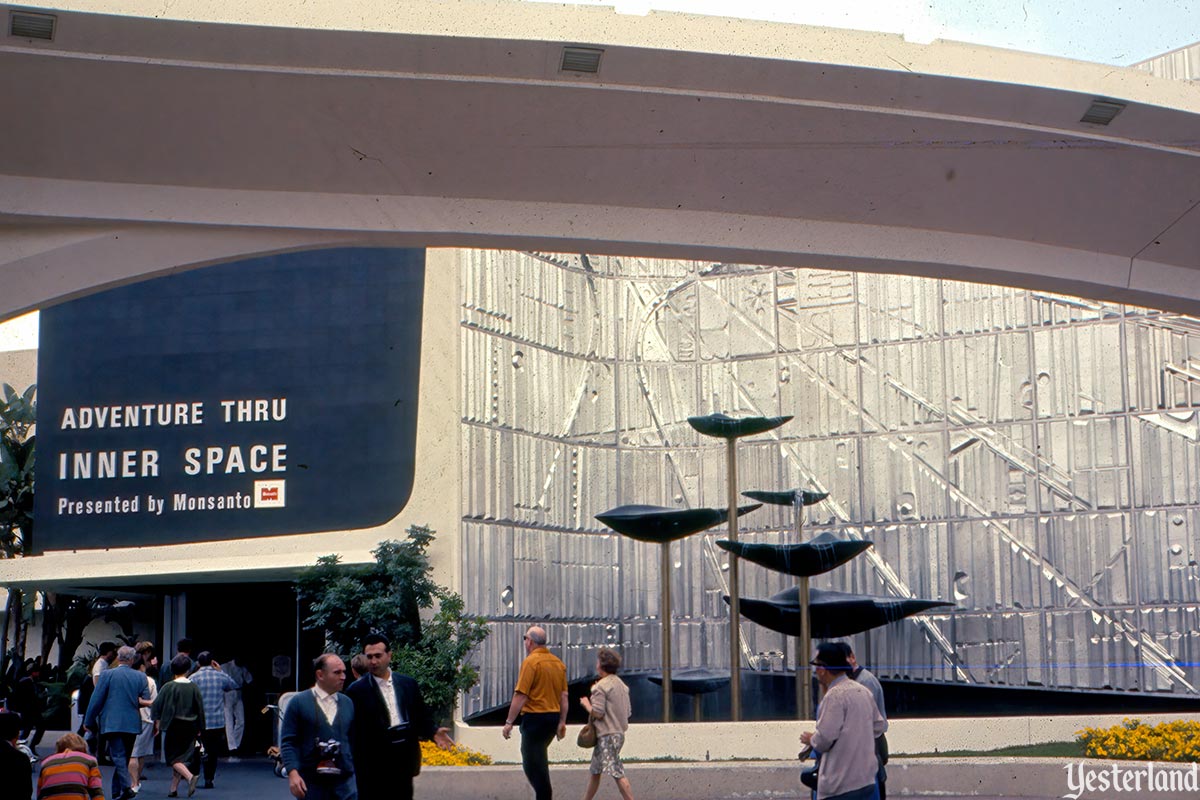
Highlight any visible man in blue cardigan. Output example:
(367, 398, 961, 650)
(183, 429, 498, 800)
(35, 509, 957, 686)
(83, 645, 151, 800)
(281, 654, 357, 800)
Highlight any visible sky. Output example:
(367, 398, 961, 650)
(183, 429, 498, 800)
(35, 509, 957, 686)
(527, 0, 1200, 66)
(2, 0, 1198, 351)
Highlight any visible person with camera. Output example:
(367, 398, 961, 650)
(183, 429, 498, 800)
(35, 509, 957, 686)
(281, 654, 357, 800)
(799, 642, 885, 800)
(346, 634, 454, 800)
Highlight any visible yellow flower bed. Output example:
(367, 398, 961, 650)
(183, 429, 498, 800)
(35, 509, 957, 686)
(420, 740, 494, 766)
(1076, 719, 1200, 763)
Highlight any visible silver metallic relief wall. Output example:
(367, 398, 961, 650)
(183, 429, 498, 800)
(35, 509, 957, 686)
(460, 251, 1200, 717)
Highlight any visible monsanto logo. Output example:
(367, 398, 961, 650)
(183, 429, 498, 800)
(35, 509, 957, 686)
(254, 480, 286, 508)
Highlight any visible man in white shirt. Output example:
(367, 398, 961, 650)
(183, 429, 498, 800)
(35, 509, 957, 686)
(92, 641, 118, 679)
(281, 654, 356, 800)
(800, 642, 886, 800)
(222, 654, 253, 755)
(346, 635, 453, 800)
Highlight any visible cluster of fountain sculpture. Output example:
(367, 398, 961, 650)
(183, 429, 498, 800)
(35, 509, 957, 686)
(596, 413, 954, 722)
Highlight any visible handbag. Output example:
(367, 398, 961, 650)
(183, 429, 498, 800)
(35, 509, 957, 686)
(187, 737, 204, 775)
(577, 720, 597, 749)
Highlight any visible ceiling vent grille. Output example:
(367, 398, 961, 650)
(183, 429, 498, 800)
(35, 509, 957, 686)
(9, 11, 56, 40)
(561, 46, 603, 74)
(1080, 99, 1125, 126)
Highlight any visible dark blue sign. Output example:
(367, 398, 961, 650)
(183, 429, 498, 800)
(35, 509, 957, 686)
(32, 247, 425, 552)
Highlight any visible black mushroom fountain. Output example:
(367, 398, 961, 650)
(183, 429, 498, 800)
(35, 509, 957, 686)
(733, 486, 833, 719)
(715, 532, 872, 577)
(727, 585, 956, 638)
(687, 413, 792, 720)
(646, 668, 730, 721)
(595, 502, 761, 720)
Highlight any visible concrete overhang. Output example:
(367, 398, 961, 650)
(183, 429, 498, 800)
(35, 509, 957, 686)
(1, 0, 1198, 318)
(2, 560, 310, 591)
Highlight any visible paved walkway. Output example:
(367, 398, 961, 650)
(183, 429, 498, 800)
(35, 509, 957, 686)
(55, 758, 1061, 800)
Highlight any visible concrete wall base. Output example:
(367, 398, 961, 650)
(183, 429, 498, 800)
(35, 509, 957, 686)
(454, 713, 1200, 764)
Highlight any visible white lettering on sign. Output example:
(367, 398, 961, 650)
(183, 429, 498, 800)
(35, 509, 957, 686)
(49, 398, 294, 517)
(182, 444, 287, 476)
(171, 492, 254, 511)
(57, 495, 141, 514)
(58, 450, 160, 480)
(219, 398, 287, 423)
(60, 402, 204, 429)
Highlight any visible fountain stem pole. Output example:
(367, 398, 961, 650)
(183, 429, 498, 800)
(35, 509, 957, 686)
(796, 499, 812, 721)
(727, 440, 742, 721)
(661, 540, 672, 722)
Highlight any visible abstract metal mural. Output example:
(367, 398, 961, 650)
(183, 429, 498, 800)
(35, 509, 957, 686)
(460, 250, 1200, 718)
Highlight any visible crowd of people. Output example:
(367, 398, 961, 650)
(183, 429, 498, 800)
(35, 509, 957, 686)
(5, 653, 65, 753)
(0, 637, 254, 800)
(1, 627, 888, 800)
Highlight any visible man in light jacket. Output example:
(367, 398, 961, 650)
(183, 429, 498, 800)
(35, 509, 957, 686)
(800, 642, 886, 800)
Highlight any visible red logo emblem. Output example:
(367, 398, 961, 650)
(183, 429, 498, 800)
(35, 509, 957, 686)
(261, 487, 279, 501)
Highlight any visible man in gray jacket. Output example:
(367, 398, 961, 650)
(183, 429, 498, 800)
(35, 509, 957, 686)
(840, 643, 888, 800)
(800, 642, 885, 800)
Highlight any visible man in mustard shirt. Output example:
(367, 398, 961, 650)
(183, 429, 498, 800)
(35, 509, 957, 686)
(502, 626, 568, 800)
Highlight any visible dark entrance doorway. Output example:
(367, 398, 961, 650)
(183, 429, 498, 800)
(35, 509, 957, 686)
(183, 581, 321, 754)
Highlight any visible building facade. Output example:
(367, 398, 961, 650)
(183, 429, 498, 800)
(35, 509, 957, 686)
(459, 250, 1200, 718)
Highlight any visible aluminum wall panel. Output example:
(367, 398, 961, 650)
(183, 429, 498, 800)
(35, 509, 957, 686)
(460, 252, 1200, 718)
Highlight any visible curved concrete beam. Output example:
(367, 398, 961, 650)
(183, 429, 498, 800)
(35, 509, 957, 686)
(5, 187, 1193, 319)
(2, 1, 1198, 318)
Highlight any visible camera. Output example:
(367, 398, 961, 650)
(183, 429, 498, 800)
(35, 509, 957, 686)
(316, 739, 342, 775)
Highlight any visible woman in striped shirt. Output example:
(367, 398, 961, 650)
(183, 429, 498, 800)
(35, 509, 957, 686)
(36, 732, 104, 800)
